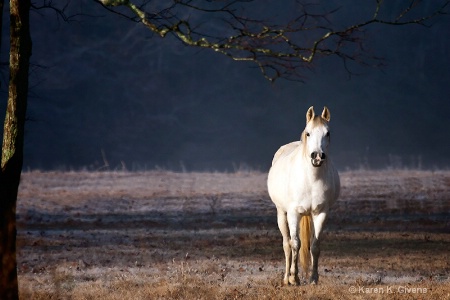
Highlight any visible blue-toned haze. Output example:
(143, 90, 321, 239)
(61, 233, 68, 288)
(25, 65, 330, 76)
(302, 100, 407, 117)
(1, 1, 449, 170)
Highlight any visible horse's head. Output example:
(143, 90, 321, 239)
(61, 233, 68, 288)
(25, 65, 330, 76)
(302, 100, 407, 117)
(302, 106, 331, 168)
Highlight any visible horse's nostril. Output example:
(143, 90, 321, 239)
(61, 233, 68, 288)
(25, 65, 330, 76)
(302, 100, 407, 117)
(311, 152, 326, 160)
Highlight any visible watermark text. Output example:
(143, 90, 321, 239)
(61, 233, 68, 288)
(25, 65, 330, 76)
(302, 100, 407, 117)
(348, 285, 428, 294)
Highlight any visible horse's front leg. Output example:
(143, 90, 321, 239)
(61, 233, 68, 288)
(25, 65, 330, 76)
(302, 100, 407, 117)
(276, 209, 291, 285)
(287, 211, 300, 285)
(310, 212, 327, 284)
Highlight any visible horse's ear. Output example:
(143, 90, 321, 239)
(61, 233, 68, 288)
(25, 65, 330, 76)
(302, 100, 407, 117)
(321, 106, 330, 122)
(306, 106, 315, 123)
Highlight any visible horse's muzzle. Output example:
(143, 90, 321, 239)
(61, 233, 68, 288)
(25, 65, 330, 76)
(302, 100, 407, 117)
(311, 151, 326, 167)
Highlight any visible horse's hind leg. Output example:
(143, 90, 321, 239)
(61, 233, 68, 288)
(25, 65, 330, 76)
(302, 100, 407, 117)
(310, 212, 327, 284)
(276, 209, 291, 285)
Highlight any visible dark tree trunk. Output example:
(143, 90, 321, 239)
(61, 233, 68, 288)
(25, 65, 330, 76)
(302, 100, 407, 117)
(0, 0, 31, 298)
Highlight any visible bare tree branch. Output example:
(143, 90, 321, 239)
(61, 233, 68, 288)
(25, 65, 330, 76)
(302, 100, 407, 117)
(31, 0, 81, 22)
(95, 0, 450, 82)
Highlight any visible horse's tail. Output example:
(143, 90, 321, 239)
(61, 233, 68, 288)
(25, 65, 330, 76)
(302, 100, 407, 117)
(300, 215, 311, 278)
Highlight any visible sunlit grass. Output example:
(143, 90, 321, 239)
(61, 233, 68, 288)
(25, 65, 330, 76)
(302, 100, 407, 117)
(17, 170, 450, 299)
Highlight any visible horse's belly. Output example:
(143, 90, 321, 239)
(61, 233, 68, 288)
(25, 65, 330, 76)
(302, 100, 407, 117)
(286, 183, 336, 215)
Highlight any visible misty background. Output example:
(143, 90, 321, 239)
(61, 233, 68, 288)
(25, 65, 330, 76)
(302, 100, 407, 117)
(1, 1, 449, 171)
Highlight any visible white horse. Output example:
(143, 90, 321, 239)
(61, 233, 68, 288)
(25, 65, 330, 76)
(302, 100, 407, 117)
(267, 106, 340, 285)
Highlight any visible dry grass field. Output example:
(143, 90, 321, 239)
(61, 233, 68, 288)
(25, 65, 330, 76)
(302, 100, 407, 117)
(16, 170, 450, 299)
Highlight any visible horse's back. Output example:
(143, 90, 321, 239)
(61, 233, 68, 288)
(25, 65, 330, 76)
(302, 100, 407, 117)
(271, 141, 300, 166)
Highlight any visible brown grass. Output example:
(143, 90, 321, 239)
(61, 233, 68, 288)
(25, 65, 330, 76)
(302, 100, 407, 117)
(16, 170, 450, 299)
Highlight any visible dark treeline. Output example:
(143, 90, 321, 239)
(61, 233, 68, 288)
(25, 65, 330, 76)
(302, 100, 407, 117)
(1, 1, 449, 171)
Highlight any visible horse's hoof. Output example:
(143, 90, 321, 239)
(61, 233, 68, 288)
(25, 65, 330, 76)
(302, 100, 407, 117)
(289, 275, 300, 286)
(309, 277, 318, 285)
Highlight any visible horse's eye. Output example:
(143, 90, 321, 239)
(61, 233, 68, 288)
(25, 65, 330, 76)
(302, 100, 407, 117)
(306, 133, 310, 137)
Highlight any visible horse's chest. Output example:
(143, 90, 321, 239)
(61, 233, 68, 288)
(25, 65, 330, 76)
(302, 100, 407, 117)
(292, 181, 332, 214)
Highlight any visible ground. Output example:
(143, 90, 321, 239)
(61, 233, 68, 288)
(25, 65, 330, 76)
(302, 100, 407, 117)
(16, 170, 450, 299)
